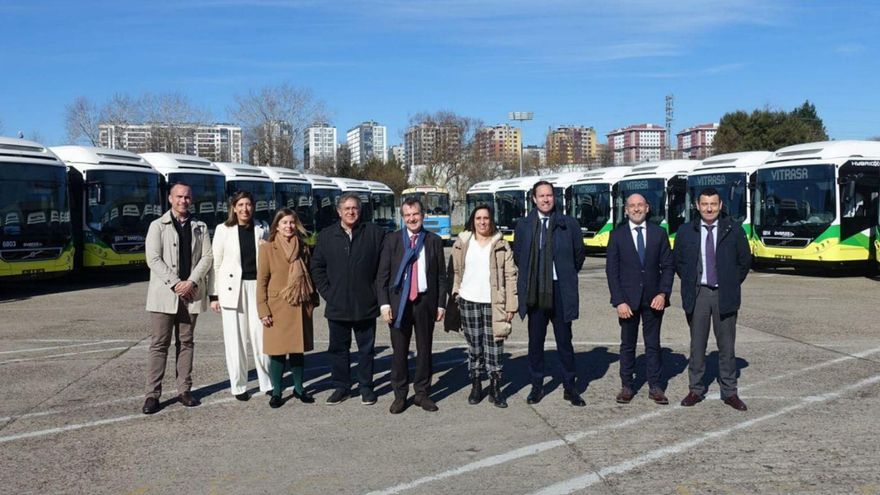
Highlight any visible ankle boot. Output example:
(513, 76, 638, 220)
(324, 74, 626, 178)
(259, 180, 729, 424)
(489, 372, 507, 408)
(467, 373, 483, 405)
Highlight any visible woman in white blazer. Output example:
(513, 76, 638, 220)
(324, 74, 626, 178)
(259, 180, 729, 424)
(210, 191, 271, 400)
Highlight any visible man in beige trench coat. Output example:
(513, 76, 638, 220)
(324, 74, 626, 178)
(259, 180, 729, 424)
(142, 183, 213, 415)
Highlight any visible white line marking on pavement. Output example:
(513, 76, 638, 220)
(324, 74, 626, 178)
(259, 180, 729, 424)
(0, 340, 129, 356)
(0, 346, 136, 365)
(530, 373, 880, 495)
(364, 345, 880, 495)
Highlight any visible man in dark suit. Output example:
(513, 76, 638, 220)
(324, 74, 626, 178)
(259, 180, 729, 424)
(605, 193, 674, 405)
(513, 180, 587, 407)
(674, 187, 751, 411)
(377, 197, 447, 414)
(311, 192, 386, 406)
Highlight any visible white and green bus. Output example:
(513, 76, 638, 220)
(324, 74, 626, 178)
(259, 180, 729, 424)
(141, 153, 227, 236)
(213, 162, 276, 225)
(686, 151, 772, 253)
(362, 180, 397, 232)
(494, 176, 542, 242)
(465, 179, 500, 222)
(543, 171, 589, 217)
(570, 166, 631, 251)
(262, 167, 313, 233)
(52, 146, 161, 271)
(303, 174, 343, 233)
(0, 138, 73, 279)
(753, 140, 880, 269)
(614, 160, 699, 246)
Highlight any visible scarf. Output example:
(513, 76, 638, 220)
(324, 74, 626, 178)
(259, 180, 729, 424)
(527, 214, 554, 310)
(277, 234, 315, 307)
(391, 229, 426, 328)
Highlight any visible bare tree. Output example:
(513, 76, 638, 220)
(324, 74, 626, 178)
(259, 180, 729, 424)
(405, 110, 484, 210)
(141, 92, 211, 155)
(64, 96, 101, 145)
(230, 83, 328, 167)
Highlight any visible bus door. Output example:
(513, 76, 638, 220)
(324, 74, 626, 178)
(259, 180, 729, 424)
(838, 160, 880, 248)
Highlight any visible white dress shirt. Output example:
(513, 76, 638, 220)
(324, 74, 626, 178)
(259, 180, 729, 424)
(628, 220, 647, 252)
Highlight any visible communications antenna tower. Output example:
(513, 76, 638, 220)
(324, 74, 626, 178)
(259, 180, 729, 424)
(665, 94, 674, 159)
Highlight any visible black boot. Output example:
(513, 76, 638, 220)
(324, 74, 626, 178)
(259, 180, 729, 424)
(489, 372, 507, 408)
(467, 372, 483, 405)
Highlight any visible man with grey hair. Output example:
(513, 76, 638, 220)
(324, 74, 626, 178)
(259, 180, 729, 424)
(311, 192, 386, 405)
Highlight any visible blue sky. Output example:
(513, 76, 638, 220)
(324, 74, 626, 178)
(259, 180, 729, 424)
(1, 0, 878, 148)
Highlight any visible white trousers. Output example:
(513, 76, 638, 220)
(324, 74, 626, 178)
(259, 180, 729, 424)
(221, 279, 272, 394)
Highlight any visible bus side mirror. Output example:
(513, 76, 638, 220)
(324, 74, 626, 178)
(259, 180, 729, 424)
(88, 182, 105, 205)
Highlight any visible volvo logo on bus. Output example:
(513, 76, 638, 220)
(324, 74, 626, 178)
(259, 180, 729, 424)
(770, 168, 809, 180)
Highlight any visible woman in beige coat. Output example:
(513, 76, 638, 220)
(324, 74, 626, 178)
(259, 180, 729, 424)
(257, 208, 317, 408)
(451, 205, 517, 408)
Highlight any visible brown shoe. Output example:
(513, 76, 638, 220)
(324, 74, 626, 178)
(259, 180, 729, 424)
(414, 395, 439, 412)
(680, 391, 703, 407)
(178, 392, 200, 407)
(648, 388, 669, 405)
(389, 397, 407, 414)
(615, 387, 634, 404)
(723, 394, 748, 411)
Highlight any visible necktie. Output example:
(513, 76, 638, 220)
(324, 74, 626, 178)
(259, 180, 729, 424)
(408, 234, 419, 301)
(540, 217, 548, 248)
(635, 226, 645, 266)
(704, 225, 717, 287)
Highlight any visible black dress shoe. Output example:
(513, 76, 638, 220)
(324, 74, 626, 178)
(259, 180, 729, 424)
(178, 392, 200, 407)
(526, 385, 544, 404)
(389, 397, 407, 414)
(269, 395, 283, 408)
(680, 391, 704, 407)
(414, 396, 439, 412)
(616, 387, 635, 404)
(723, 394, 748, 411)
(648, 388, 669, 405)
(234, 392, 250, 402)
(293, 390, 315, 404)
(142, 397, 160, 415)
(563, 389, 586, 407)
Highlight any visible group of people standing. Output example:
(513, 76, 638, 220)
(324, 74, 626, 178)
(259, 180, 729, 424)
(141, 179, 751, 415)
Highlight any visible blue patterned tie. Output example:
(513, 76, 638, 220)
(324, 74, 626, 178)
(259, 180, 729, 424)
(540, 217, 548, 248)
(635, 226, 645, 266)
(704, 225, 717, 287)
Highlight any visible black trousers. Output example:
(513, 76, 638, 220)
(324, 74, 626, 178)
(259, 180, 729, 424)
(389, 296, 435, 399)
(327, 318, 376, 392)
(527, 281, 576, 390)
(618, 301, 664, 389)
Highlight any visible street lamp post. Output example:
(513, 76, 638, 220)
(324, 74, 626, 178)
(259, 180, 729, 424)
(508, 111, 533, 177)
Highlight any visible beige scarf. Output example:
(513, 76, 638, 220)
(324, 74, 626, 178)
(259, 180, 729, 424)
(276, 234, 315, 306)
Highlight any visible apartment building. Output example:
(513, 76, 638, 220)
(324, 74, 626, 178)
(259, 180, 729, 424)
(606, 123, 666, 165)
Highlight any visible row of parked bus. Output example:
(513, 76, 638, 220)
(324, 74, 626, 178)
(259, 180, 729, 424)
(465, 140, 880, 272)
(0, 138, 434, 280)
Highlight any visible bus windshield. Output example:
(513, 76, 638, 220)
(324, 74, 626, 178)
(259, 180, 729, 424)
(466, 193, 494, 220)
(616, 178, 666, 226)
(0, 163, 70, 244)
(571, 183, 611, 234)
(275, 182, 313, 232)
(686, 172, 748, 224)
(495, 190, 527, 232)
(227, 180, 276, 224)
(371, 192, 396, 231)
(755, 165, 835, 231)
(168, 173, 226, 232)
(313, 187, 341, 232)
(423, 192, 450, 216)
(86, 170, 161, 238)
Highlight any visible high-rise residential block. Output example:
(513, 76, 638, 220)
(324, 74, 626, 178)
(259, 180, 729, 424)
(677, 123, 719, 159)
(545, 126, 598, 165)
(304, 124, 337, 170)
(100, 123, 242, 163)
(606, 123, 666, 165)
(475, 124, 521, 167)
(346, 120, 386, 165)
(403, 122, 461, 179)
